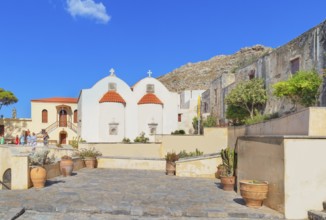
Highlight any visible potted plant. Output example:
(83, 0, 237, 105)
(165, 152, 179, 175)
(215, 164, 226, 179)
(60, 155, 74, 177)
(220, 147, 236, 191)
(78, 147, 102, 168)
(29, 149, 50, 188)
(240, 180, 269, 208)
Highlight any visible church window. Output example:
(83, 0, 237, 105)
(73, 110, 78, 123)
(146, 84, 155, 93)
(178, 114, 182, 122)
(150, 127, 156, 135)
(148, 121, 158, 135)
(109, 122, 119, 135)
(42, 109, 48, 123)
(291, 58, 300, 74)
(108, 83, 117, 91)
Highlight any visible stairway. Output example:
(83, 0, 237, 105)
(308, 201, 326, 220)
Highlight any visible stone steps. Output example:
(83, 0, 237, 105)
(308, 201, 326, 220)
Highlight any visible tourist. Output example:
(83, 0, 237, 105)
(0, 135, 4, 145)
(31, 132, 37, 146)
(26, 134, 31, 146)
(20, 133, 25, 146)
(43, 132, 49, 146)
(15, 135, 19, 145)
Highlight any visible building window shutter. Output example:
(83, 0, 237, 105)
(178, 113, 182, 122)
(73, 110, 78, 123)
(42, 110, 48, 123)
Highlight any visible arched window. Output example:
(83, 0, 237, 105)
(73, 110, 78, 123)
(42, 110, 48, 123)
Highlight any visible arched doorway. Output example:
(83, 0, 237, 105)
(59, 131, 67, 145)
(1, 169, 11, 190)
(59, 109, 67, 127)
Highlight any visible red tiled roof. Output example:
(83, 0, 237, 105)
(99, 91, 126, 105)
(31, 97, 78, 103)
(138, 93, 163, 105)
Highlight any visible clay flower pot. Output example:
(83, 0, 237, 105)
(60, 158, 74, 177)
(30, 166, 47, 189)
(220, 175, 235, 191)
(240, 180, 269, 208)
(84, 157, 96, 168)
(166, 161, 176, 175)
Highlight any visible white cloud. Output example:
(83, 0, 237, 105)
(66, 0, 111, 24)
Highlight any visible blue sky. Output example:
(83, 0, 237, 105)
(0, 0, 325, 118)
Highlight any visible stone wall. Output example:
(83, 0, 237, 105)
(208, 19, 326, 120)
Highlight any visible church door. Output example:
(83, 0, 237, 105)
(59, 110, 67, 127)
(60, 132, 67, 144)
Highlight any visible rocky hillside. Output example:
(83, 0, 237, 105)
(157, 45, 273, 92)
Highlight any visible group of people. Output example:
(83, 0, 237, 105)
(13, 130, 50, 146)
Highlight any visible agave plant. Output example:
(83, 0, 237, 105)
(220, 147, 236, 177)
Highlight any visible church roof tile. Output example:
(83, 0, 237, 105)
(99, 91, 126, 105)
(138, 93, 163, 105)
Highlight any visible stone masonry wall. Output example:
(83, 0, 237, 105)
(208, 19, 326, 120)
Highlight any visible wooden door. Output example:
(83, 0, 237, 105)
(60, 133, 67, 144)
(59, 110, 67, 127)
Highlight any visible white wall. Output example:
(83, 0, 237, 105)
(138, 104, 163, 138)
(99, 102, 125, 142)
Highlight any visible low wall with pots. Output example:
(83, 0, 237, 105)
(97, 157, 166, 171)
(176, 154, 222, 178)
(80, 127, 227, 159)
(228, 107, 326, 148)
(43, 158, 85, 180)
(159, 128, 228, 156)
(237, 136, 326, 219)
(79, 143, 162, 158)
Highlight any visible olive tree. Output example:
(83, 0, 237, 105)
(225, 79, 267, 119)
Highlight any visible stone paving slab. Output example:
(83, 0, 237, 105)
(0, 168, 285, 219)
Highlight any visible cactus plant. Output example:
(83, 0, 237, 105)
(220, 147, 235, 177)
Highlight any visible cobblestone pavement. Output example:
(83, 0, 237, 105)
(0, 169, 284, 219)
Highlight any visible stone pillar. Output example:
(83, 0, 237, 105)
(11, 154, 30, 190)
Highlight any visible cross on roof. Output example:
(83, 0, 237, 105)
(147, 70, 152, 78)
(110, 68, 115, 76)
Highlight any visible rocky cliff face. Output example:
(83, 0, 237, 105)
(157, 45, 273, 92)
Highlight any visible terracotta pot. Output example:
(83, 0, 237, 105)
(30, 166, 47, 189)
(240, 180, 269, 208)
(220, 176, 235, 191)
(84, 157, 96, 168)
(166, 161, 176, 175)
(60, 159, 74, 177)
(215, 165, 226, 179)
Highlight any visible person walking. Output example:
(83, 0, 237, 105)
(0, 135, 4, 145)
(15, 135, 19, 145)
(43, 132, 49, 146)
(20, 133, 25, 146)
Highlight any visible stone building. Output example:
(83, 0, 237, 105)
(0, 98, 78, 145)
(203, 19, 326, 121)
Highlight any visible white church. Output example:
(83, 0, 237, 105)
(77, 69, 180, 142)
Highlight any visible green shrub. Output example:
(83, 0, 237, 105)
(273, 70, 323, 109)
(171, 130, 185, 135)
(203, 115, 216, 127)
(192, 117, 203, 134)
(178, 149, 203, 158)
(134, 132, 149, 143)
(122, 138, 130, 143)
(77, 147, 102, 159)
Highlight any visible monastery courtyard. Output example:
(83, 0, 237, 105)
(0, 168, 284, 220)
